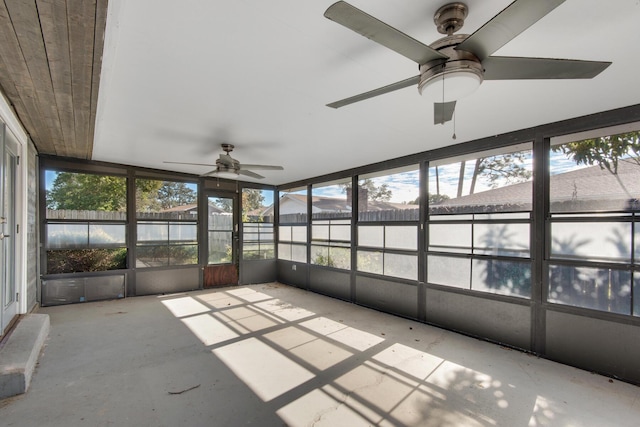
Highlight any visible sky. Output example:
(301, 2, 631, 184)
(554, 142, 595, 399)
(45, 141, 629, 208)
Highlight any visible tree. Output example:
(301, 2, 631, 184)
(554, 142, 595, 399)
(341, 179, 392, 202)
(552, 131, 640, 198)
(47, 172, 127, 210)
(213, 198, 233, 213)
(157, 181, 196, 209)
(469, 152, 532, 195)
(428, 193, 450, 205)
(552, 131, 640, 174)
(135, 179, 167, 212)
(242, 189, 266, 221)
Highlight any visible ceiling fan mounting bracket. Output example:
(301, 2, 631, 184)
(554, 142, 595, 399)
(221, 143, 235, 154)
(434, 2, 468, 35)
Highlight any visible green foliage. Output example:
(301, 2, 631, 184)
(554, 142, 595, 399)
(313, 247, 350, 269)
(552, 131, 640, 174)
(47, 172, 126, 211)
(427, 193, 450, 205)
(47, 248, 127, 274)
(313, 253, 335, 267)
(473, 152, 532, 191)
(242, 189, 267, 222)
(213, 198, 233, 213)
(158, 181, 196, 209)
(135, 179, 164, 212)
(342, 179, 393, 202)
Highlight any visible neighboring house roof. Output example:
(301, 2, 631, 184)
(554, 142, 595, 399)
(434, 160, 640, 211)
(271, 193, 418, 215)
(161, 203, 198, 213)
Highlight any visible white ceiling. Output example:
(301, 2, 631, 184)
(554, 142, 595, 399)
(92, 0, 640, 186)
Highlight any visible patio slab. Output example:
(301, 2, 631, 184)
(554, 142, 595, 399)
(1, 282, 639, 426)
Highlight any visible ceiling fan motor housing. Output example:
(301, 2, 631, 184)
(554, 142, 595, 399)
(418, 34, 484, 100)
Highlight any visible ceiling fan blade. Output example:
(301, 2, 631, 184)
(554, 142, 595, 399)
(434, 101, 456, 125)
(456, 0, 566, 61)
(324, 1, 447, 64)
(163, 161, 216, 167)
(238, 170, 265, 179)
(238, 164, 284, 171)
(327, 75, 420, 109)
(201, 169, 221, 177)
(483, 56, 612, 80)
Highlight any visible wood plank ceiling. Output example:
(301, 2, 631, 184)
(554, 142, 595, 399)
(0, 0, 108, 158)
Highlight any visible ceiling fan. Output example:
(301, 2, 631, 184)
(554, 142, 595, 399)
(164, 143, 284, 179)
(324, 0, 611, 124)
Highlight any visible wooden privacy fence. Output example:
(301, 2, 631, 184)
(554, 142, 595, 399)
(47, 210, 199, 221)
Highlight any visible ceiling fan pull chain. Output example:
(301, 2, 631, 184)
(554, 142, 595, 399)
(452, 110, 457, 140)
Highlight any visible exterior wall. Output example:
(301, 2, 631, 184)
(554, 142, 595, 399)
(25, 141, 38, 311)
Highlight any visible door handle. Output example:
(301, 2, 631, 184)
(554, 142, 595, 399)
(0, 233, 9, 240)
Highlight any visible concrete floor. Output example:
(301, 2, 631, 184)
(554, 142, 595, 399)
(1, 283, 639, 427)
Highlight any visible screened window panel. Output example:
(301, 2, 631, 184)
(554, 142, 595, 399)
(427, 255, 470, 289)
(279, 188, 308, 223)
(550, 133, 640, 213)
(169, 244, 198, 265)
(312, 225, 329, 240)
(311, 180, 351, 219)
(89, 224, 126, 246)
(46, 171, 127, 219)
(278, 243, 292, 261)
(242, 189, 274, 222)
(279, 226, 292, 242)
(550, 222, 631, 262)
(310, 245, 329, 266)
(357, 250, 383, 275)
(429, 223, 471, 253)
(169, 223, 197, 243)
(548, 265, 632, 315)
(136, 179, 198, 220)
(384, 226, 417, 250)
(291, 225, 307, 243)
(291, 244, 307, 263)
(358, 166, 420, 222)
(358, 226, 384, 248)
(47, 223, 88, 248)
(137, 222, 168, 243)
(384, 253, 417, 280)
(136, 245, 170, 267)
(473, 223, 530, 257)
(331, 224, 351, 241)
(471, 259, 531, 298)
(47, 248, 127, 273)
(429, 144, 533, 214)
(329, 246, 351, 269)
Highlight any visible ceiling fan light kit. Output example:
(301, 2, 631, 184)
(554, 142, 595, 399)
(324, 0, 611, 125)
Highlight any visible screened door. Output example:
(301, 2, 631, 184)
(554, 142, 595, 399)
(204, 194, 238, 287)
